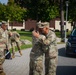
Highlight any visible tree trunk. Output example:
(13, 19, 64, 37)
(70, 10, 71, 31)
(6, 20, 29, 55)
(60, 0, 64, 41)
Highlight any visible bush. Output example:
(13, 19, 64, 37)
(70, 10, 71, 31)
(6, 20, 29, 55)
(21, 29, 25, 31)
(13, 28, 16, 31)
(29, 28, 34, 32)
(55, 29, 60, 32)
(66, 29, 69, 32)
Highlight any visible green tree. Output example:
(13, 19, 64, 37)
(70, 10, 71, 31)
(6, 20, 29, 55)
(68, 0, 76, 21)
(5, 5, 27, 21)
(0, 0, 27, 22)
(46, 5, 59, 21)
(7, 0, 27, 21)
(14, 0, 59, 21)
(0, 3, 6, 21)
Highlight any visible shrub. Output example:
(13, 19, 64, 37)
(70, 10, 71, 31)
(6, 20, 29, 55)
(29, 28, 34, 32)
(13, 28, 16, 31)
(21, 29, 25, 31)
(55, 29, 60, 32)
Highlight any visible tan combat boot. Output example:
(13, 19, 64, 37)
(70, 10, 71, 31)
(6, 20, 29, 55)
(0, 65, 3, 73)
(12, 54, 15, 58)
(19, 51, 22, 56)
(0, 71, 6, 75)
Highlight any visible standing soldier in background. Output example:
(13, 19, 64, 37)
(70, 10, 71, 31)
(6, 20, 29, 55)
(0, 21, 8, 75)
(8, 31, 22, 58)
(29, 22, 58, 75)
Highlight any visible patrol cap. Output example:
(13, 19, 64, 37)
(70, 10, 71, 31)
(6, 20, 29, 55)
(2, 21, 8, 26)
(37, 22, 49, 28)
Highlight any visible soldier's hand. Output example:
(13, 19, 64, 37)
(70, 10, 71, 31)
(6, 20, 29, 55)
(32, 31, 40, 38)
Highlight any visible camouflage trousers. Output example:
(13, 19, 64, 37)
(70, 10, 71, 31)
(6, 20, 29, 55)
(11, 41, 21, 55)
(29, 51, 43, 75)
(29, 51, 58, 75)
(0, 48, 5, 65)
(0, 48, 5, 74)
(45, 57, 58, 75)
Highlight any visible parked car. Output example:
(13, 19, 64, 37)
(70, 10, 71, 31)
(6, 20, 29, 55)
(65, 28, 76, 56)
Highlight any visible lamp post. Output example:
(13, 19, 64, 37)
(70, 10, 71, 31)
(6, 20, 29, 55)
(65, 1, 69, 43)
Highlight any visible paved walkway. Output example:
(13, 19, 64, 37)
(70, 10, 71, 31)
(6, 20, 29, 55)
(3, 48, 31, 75)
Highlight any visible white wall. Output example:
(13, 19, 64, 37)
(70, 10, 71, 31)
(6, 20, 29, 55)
(7, 20, 25, 30)
(55, 20, 72, 31)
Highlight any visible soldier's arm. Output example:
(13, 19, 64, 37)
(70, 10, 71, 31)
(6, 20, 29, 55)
(16, 33, 20, 37)
(38, 32, 56, 46)
(14, 32, 20, 37)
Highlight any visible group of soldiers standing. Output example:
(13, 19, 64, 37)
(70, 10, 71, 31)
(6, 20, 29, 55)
(0, 21, 22, 75)
(0, 21, 58, 75)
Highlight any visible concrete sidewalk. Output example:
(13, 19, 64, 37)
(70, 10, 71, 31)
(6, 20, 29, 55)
(3, 48, 31, 75)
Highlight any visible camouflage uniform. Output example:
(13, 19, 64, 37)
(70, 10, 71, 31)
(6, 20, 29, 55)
(29, 35, 44, 75)
(29, 22, 58, 75)
(0, 28, 8, 75)
(9, 31, 22, 58)
(42, 30, 58, 75)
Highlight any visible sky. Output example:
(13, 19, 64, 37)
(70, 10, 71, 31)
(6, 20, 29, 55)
(0, 0, 8, 4)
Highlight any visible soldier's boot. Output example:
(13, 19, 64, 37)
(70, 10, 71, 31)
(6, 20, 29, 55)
(19, 51, 22, 56)
(12, 54, 15, 58)
(0, 65, 4, 73)
(0, 71, 6, 75)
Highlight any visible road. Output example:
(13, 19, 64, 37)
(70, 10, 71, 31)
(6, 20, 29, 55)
(57, 44, 76, 75)
(3, 44, 76, 75)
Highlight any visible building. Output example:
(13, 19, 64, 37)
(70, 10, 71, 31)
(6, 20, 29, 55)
(7, 18, 72, 31)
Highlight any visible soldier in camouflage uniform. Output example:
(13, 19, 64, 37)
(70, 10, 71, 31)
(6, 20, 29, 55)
(8, 31, 22, 58)
(29, 22, 58, 75)
(0, 21, 8, 75)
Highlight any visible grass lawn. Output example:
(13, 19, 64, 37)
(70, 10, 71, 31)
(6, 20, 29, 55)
(17, 30, 32, 41)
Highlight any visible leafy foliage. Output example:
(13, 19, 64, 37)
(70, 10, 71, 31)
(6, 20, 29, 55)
(46, 5, 59, 21)
(5, 5, 27, 21)
(14, 0, 60, 21)
(0, 1, 27, 21)
(0, 3, 6, 21)
(0, 0, 76, 23)
(68, 0, 76, 22)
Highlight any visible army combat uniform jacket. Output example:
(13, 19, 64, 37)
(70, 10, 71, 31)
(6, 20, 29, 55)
(0, 28, 8, 64)
(38, 29, 58, 58)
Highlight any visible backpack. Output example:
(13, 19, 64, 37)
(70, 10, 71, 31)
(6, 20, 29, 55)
(5, 49, 11, 59)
